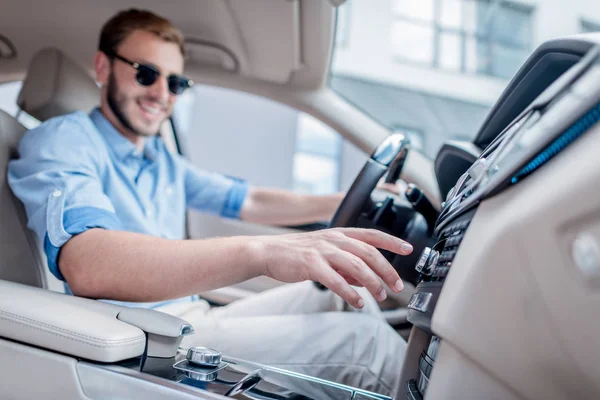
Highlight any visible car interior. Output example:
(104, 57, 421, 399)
(1, 0, 600, 399)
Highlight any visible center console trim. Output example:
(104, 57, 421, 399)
(435, 46, 600, 236)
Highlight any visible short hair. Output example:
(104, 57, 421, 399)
(98, 9, 185, 56)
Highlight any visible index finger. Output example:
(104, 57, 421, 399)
(337, 228, 414, 256)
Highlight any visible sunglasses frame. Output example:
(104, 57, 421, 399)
(109, 53, 194, 95)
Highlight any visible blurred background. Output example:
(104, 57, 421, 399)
(2, 0, 599, 196)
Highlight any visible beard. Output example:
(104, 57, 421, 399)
(106, 73, 166, 137)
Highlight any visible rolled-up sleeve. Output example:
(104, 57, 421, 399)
(183, 160, 248, 219)
(8, 114, 123, 281)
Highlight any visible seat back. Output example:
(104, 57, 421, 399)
(0, 47, 97, 292)
(3, 47, 179, 292)
(0, 47, 102, 292)
(0, 110, 51, 289)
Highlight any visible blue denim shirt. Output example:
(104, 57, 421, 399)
(8, 108, 248, 308)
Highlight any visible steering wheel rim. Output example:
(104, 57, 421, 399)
(314, 133, 412, 291)
(329, 133, 410, 228)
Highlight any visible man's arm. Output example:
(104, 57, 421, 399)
(60, 227, 413, 308)
(240, 187, 344, 226)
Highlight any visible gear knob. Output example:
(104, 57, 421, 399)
(186, 347, 222, 368)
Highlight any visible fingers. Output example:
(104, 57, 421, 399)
(268, 228, 414, 306)
(340, 228, 413, 256)
(334, 235, 404, 295)
(311, 263, 364, 308)
(326, 249, 388, 301)
(338, 272, 364, 287)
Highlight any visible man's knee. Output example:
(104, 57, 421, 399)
(332, 313, 406, 357)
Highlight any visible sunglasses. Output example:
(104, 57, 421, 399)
(110, 53, 193, 95)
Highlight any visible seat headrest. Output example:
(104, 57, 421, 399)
(17, 48, 100, 121)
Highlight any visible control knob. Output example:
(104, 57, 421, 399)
(415, 247, 439, 276)
(186, 347, 222, 368)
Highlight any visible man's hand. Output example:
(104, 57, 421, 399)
(376, 179, 408, 196)
(253, 228, 413, 309)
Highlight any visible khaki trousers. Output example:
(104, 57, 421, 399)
(158, 282, 406, 398)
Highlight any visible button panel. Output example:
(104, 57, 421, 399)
(417, 217, 471, 282)
(407, 292, 432, 313)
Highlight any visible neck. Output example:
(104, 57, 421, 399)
(99, 103, 145, 151)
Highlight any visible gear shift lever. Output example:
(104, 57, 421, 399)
(405, 184, 438, 234)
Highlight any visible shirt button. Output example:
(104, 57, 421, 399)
(166, 187, 173, 196)
(52, 190, 62, 198)
(146, 209, 153, 217)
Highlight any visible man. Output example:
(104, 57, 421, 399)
(9, 9, 411, 397)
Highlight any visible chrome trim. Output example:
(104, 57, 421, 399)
(421, 351, 435, 366)
(405, 379, 423, 400)
(424, 250, 439, 276)
(408, 292, 433, 313)
(415, 247, 432, 274)
(223, 356, 392, 400)
(180, 324, 194, 336)
(415, 247, 439, 276)
(83, 354, 393, 400)
(186, 346, 222, 367)
(371, 133, 410, 167)
(224, 369, 262, 396)
(417, 364, 430, 384)
(173, 360, 228, 382)
(353, 393, 388, 399)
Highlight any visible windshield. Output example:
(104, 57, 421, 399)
(330, 0, 600, 159)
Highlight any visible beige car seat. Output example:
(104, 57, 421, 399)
(0, 48, 100, 291)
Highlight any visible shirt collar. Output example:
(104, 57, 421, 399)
(90, 108, 159, 162)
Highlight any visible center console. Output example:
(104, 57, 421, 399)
(0, 278, 391, 400)
(402, 44, 600, 399)
(169, 347, 390, 399)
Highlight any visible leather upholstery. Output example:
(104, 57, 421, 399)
(0, 280, 146, 362)
(0, 110, 48, 288)
(17, 47, 99, 121)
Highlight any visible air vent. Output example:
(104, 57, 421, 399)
(0, 35, 17, 59)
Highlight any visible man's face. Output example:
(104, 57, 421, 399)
(100, 30, 184, 137)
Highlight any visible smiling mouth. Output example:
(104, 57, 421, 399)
(137, 100, 166, 120)
(141, 104, 160, 115)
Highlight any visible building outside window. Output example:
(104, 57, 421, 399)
(391, 0, 533, 79)
(293, 114, 342, 195)
(581, 19, 600, 33)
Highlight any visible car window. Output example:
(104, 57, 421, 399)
(0, 81, 40, 129)
(329, 0, 600, 159)
(172, 85, 367, 195)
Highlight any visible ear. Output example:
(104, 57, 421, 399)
(94, 51, 111, 87)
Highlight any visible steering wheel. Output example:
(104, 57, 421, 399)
(330, 133, 410, 228)
(315, 133, 431, 289)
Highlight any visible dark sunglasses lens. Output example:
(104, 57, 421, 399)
(136, 65, 159, 87)
(168, 76, 190, 95)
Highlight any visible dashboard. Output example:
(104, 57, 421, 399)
(402, 45, 600, 399)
